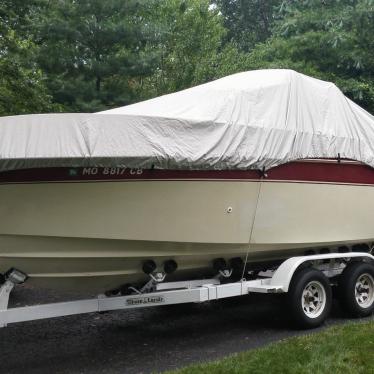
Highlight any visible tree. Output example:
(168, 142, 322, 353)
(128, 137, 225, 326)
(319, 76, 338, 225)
(35, 0, 158, 112)
(233, 0, 374, 113)
(213, 0, 283, 52)
(2, 0, 373, 115)
(138, 0, 233, 98)
(0, 0, 54, 116)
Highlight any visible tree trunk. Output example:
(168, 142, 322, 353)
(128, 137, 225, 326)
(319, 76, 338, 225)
(96, 76, 101, 92)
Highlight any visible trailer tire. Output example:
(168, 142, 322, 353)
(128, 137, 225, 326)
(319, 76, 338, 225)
(287, 268, 332, 329)
(338, 262, 374, 317)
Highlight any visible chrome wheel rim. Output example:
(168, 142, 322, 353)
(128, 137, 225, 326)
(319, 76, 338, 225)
(301, 281, 326, 318)
(355, 273, 374, 308)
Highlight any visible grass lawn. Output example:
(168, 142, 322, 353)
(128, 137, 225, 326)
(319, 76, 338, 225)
(166, 320, 374, 374)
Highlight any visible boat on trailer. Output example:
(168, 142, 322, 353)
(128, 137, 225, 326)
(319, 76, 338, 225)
(0, 69, 373, 328)
(0, 158, 373, 293)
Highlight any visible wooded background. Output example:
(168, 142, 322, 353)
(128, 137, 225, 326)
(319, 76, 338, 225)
(1, 0, 373, 116)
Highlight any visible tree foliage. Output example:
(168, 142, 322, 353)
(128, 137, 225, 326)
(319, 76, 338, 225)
(243, 0, 374, 112)
(35, 0, 158, 111)
(0, 0, 54, 116)
(214, 0, 283, 52)
(0, 0, 373, 115)
(138, 0, 228, 98)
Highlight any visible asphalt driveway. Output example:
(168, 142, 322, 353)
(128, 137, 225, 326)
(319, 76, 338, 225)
(0, 285, 372, 374)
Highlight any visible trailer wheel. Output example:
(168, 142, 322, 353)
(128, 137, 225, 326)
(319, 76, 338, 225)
(338, 262, 374, 317)
(287, 268, 332, 329)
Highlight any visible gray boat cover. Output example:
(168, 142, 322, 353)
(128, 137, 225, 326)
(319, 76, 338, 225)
(1, 69, 374, 172)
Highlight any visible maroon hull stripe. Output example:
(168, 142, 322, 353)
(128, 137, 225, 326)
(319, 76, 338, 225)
(267, 161, 374, 185)
(0, 160, 373, 186)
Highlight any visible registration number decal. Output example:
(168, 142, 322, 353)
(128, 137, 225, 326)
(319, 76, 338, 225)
(82, 167, 143, 176)
(67, 167, 144, 178)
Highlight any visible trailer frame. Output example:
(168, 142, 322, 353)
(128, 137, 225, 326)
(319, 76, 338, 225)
(0, 252, 373, 328)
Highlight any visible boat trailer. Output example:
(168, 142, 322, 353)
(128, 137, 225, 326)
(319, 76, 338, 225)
(0, 252, 373, 328)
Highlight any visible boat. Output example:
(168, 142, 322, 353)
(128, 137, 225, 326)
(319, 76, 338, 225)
(0, 69, 373, 293)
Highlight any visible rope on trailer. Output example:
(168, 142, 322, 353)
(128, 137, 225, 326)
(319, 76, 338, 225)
(241, 177, 263, 280)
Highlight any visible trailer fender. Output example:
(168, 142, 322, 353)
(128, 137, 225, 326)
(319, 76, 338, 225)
(268, 252, 374, 293)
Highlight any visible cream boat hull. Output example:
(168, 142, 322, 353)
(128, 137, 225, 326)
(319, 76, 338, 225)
(0, 162, 373, 292)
